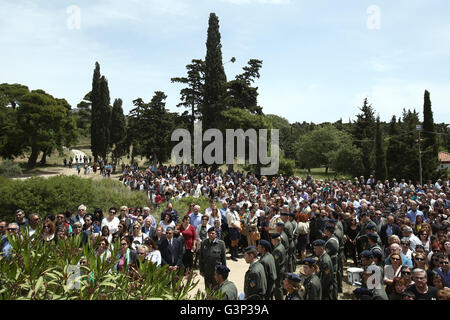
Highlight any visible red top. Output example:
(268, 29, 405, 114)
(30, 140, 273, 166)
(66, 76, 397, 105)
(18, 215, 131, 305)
(180, 224, 196, 250)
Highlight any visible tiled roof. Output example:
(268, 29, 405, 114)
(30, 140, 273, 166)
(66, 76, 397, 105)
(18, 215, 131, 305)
(438, 152, 450, 163)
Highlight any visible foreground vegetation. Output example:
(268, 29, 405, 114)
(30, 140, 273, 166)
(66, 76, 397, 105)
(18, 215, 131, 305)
(0, 231, 215, 300)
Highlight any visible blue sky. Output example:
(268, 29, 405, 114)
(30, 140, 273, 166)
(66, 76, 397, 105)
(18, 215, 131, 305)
(1, 0, 449, 123)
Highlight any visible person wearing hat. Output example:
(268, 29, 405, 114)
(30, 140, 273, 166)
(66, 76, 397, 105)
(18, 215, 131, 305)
(283, 273, 304, 300)
(243, 246, 267, 300)
(275, 222, 289, 260)
(215, 265, 238, 300)
(301, 257, 322, 300)
(328, 216, 345, 293)
(324, 224, 339, 300)
(360, 265, 388, 300)
(199, 227, 227, 290)
(271, 233, 286, 300)
(288, 212, 299, 265)
(365, 224, 382, 246)
(280, 212, 295, 273)
(368, 232, 384, 268)
(312, 239, 334, 300)
(257, 240, 277, 300)
(355, 212, 377, 257)
(353, 287, 373, 300)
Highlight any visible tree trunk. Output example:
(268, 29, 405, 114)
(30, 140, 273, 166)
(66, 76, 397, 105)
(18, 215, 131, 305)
(325, 166, 329, 175)
(27, 144, 40, 170)
(40, 149, 48, 165)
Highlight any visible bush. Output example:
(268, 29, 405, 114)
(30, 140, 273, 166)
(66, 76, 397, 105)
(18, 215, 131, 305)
(153, 196, 222, 223)
(0, 160, 23, 177)
(278, 158, 295, 177)
(0, 231, 219, 300)
(0, 175, 150, 222)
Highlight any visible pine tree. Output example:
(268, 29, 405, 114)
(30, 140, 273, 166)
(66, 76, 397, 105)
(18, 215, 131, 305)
(352, 98, 376, 177)
(421, 90, 439, 181)
(375, 115, 387, 181)
(200, 13, 227, 130)
(401, 109, 420, 181)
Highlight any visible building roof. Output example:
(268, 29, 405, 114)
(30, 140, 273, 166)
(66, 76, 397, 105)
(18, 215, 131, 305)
(438, 152, 450, 163)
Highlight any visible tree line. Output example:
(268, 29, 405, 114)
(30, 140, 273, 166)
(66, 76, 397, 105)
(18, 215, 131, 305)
(1, 12, 448, 181)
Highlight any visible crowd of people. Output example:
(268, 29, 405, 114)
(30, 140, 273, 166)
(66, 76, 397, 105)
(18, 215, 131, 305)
(1, 164, 450, 300)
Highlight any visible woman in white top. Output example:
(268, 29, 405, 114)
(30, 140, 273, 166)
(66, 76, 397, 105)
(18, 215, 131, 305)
(159, 212, 176, 234)
(101, 208, 120, 235)
(384, 252, 403, 286)
(131, 222, 148, 250)
(207, 206, 221, 227)
(144, 238, 162, 266)
(96, 236, 112, 262)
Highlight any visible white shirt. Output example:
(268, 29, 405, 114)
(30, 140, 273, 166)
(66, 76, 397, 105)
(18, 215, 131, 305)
(101, 217, 120, 235)
(159, 220, 175, 233)
(146, 250, 162, 266)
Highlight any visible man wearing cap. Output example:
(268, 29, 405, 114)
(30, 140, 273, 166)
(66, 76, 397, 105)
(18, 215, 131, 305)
(355, 212, 377, 256)
(275, 222, 289, 260)
(329, 216, 345, 293)
(283, 273, 303, 300)
(244, 246, 267, 300)
(215, 265, 238, 300)
(324, 225, 339, 300)
(360, 265, 388, 300)
(302, 258, 322, 300)
(280, 212, 295, 273)
(368, 233, 384, 267)
(312, 239, 334, 300)
(257, 240, 277, 300)
(288, 212, 298, 265)
(199, 227, 227, 290)
(313, 239, 334, 300)
(271, 233, 286, 300)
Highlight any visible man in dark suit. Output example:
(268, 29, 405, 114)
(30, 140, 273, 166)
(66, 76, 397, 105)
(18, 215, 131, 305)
(379, 215, 402, 247)
(70, 204, 87, 227)
(160, 227, 185, 272)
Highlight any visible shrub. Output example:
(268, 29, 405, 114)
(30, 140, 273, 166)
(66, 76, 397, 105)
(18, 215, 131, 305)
(0, 160, 23, 177)
(0, 175, 150, 222)
(278, 158, 295, 177)
(153, 196, 222, 223)
(0, 231, 219, 300)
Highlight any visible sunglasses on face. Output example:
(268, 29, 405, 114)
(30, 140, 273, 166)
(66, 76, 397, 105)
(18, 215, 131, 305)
(440, 261, 449, 265)
(402, 271, 411, 275)
(391, 257, 401, 261)
(137, 252, 146, 256)
(120, 243, 127, 246)
(44, 225, 50, 228)
(7, 228, 18, 231)
(415, 257, 425, 261)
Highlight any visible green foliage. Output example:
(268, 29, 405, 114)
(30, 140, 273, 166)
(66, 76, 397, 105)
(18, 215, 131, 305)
(0, 175, 150, 222)
(375, 116, 387, 181)
(0, 160, 23, 177)
(422, 90, 439, 181)
(127, 92, 177, 164)
(110, 98, 128, 161)
(201, 12, 227, 130)
(17, 90, 77, 169)
(278, 157, 295, 177)
(352, 98, 376, 177)
(154, 196, 222, 223)
(0, 231, 218, 300)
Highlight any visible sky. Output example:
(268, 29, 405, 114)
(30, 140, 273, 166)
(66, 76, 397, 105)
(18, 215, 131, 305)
(1, 0, 449, 124)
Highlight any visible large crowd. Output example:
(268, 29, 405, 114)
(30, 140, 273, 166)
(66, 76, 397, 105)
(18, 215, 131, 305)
(1, 164, 449, 300)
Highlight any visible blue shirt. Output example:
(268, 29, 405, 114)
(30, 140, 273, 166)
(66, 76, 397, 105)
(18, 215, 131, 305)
(1, 235, 12, 259)
(385, 253, 413, 268)
(406, 209, 424, 224)
(189, 212, 203, 230)
(437, 268, 450, 287)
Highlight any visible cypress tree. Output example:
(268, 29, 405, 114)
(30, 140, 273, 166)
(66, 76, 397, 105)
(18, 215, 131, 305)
(386, 115, 403, 179)
(97, 76, 111, 160)
(90, 62, 101, 162)
(422, 90, 438, 181)
(110, 98, 127, 161)
(200, 13, 227, 130)
(375, 115, 387, 181)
